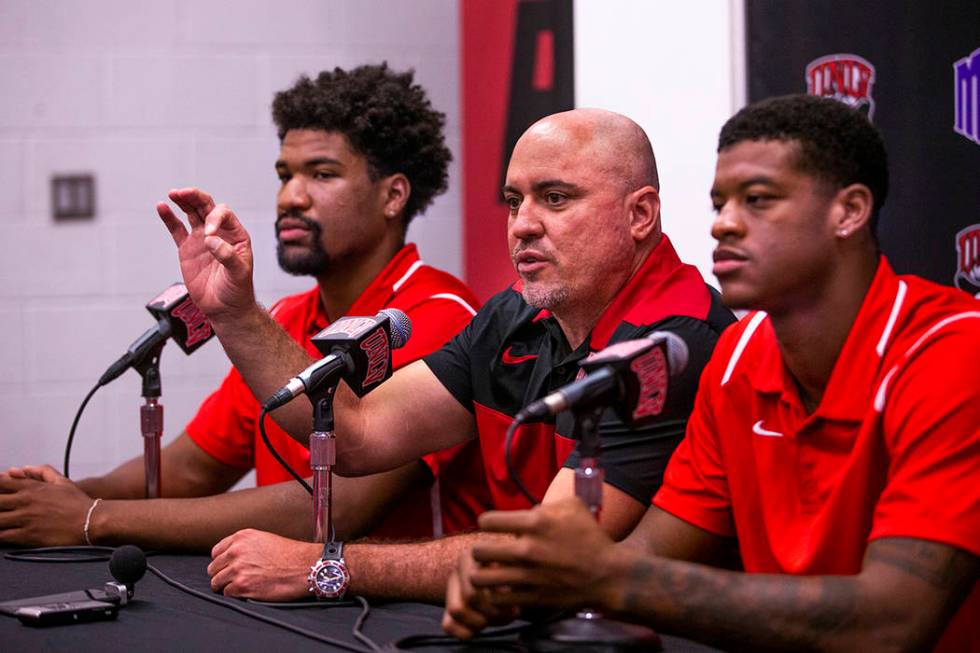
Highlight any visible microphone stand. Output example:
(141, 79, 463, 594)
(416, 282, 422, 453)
(522, 405, 662, 652)
(133, 341, 166, 499)
(308, 388, 337, 544)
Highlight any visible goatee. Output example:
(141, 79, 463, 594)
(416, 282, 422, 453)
(275, 215, 330, 276)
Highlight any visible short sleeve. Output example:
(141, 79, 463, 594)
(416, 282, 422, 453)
(184, 367, 257, 471)
(424, 307, 486, 412)
(392, 294, 477, 371)
(653, 337, 736, 538)
(871, 324, 980, 556)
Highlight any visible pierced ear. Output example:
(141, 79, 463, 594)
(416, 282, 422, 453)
(628, 186, 661, 241)
(834, 183, 873, 238)
(382, 173, 411, 221)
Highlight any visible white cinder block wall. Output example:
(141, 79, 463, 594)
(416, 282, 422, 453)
(1, 0, 742, 485)
(0, 0, 463, 483)
(575, 0, 746, 284)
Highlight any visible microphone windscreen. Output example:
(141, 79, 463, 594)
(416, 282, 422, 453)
(380, 308, 412, 348)
(109, 545, 147, 586)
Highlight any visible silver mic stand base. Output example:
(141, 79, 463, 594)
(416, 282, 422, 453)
(521, 610, 662, 652)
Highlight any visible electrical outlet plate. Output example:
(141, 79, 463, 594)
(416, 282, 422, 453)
(52, 174, 96, 220)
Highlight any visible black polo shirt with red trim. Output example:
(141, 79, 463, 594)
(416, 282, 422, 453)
(425, 235, 735, 510)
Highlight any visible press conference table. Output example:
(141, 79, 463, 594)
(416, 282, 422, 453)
(0, 549, 723, 652)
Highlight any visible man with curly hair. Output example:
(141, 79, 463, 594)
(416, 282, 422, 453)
(0, 64, 491, 553)
(446, 95, 979, 651)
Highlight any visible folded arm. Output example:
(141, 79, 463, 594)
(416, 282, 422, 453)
(0, 433, 429, 551)
(0, 432, 247, 547)
(84, 461, 428, 551)
(208, 462, 649, 605)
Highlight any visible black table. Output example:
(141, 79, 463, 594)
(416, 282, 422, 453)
(0, 549, 721, 652)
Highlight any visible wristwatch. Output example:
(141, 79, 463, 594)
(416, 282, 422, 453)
(307, 541, 349, 600)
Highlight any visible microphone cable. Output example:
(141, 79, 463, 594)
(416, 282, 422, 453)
(5, 546, 550, 651)
(146, 563, 380, 653)
(4, 545, 380, 653)
(503, 416, 541, 506)
(258, 406, 312, 495)
(258, 408, 336, 542)
(63, 382, 103, 479)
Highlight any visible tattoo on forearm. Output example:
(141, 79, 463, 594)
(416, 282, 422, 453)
(622, 558, 655, 616)
(622, 558, 861, 652)
(616, 539, 979, 653)
(866, 538, 957, 589)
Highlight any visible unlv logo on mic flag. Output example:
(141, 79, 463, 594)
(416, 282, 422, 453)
(170, 297, 212, 347)
(630, 346, 667, 421)
(578, 337, 671, 428)
(145, 282, 214, 355)
(359, 328, 390, 386)
(312, 314, 395, 397)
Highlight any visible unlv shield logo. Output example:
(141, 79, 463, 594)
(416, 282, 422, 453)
(806, 54, 877, 119)
(955, 223, 980, 298)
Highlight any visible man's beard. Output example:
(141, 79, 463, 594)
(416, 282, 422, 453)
(276, 215, 330, 276)
(520, 282, 569, 310)
(512, 241, 568, 309)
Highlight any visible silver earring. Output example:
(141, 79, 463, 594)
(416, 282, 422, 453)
(838, 228, 849, 237)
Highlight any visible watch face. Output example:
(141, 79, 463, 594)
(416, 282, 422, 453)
(312, 560, 349, 599)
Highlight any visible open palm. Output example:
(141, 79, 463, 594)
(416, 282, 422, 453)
(156, 187, 256, 319)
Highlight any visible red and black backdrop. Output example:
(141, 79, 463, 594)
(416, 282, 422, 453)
(745, 1, 980, 295)
(461, 1, 980, 300)
(461, 0, 574, 302)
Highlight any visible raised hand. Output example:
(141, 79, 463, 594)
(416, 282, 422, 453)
(156, 187, 256, 322)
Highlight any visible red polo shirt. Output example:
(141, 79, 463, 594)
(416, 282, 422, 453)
(655, 257, 980, 651)
(185, 244, 492, 538)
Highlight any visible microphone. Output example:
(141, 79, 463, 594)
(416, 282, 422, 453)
(108, 544, 148, 598)
(0, 546, 148, 625)
(99, 284, 214, 386)
(262, 308, 411, 410)
(516, 331, 689, 426)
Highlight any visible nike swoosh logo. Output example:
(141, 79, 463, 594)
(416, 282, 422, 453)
(501, 345, 538, 365)
(752, 420, 783, 437)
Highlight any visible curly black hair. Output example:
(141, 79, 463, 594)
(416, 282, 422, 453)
(272, 63, 451, 226)
(718, 94, 889, 232)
